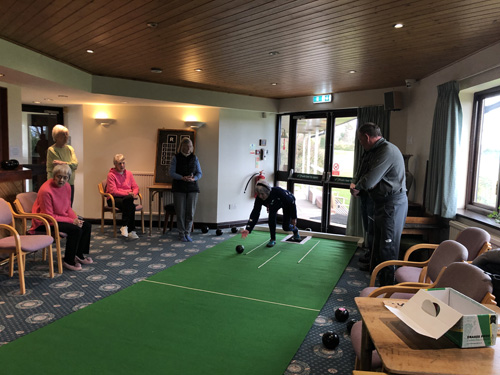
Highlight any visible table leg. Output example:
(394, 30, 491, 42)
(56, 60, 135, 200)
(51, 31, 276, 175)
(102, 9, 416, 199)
(157, 192, 163, 230)
(149, 190, 154, 235)
(359, 320, 374, 370)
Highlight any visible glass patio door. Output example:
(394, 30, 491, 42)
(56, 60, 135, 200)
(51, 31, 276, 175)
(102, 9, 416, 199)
(277, 110, 357, 234)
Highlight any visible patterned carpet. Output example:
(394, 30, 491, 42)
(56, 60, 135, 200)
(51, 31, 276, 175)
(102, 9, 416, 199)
(0, 225, 369, 375)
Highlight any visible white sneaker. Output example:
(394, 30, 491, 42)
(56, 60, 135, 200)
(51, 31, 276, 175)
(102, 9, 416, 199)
(128, 231, 139, 240)
(120, 226, 128, 237)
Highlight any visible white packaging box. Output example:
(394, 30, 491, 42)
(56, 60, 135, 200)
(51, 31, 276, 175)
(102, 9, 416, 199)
(385, 287, 498, 348)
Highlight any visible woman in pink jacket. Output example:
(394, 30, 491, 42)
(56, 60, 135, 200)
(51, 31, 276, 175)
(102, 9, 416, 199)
(106, 154, 140, 239)
(32, 164, 92, 271)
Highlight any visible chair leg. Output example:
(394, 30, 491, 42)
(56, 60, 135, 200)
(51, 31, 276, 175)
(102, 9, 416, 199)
(112, 210, 117, 238)
(101, 207, 105, 233)
(17, 252, 26, 295)
(55, 240, 63, 274)
(46, 245, 54, 278)
(9, 253, 15, 277)
(140, 209, 145, 234)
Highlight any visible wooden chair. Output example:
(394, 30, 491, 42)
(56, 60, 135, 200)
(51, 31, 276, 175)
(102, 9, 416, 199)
(402, 227, 491, 264)
(0, 198, 55, 295)
(14, 192, 64, 274)
(98, 179, 145, 237)
(360, 240, 468, 298)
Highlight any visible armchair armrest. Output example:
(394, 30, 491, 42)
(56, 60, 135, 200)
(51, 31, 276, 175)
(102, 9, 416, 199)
(368, 284, 428, 298)
(403, 243, 439, 261)
(0, 223, 22, 249)
(369, 258, 431, 287)
(11, 212, 52, 236)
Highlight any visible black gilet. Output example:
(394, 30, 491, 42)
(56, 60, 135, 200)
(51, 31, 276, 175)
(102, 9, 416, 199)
(172, 153, 200, 193)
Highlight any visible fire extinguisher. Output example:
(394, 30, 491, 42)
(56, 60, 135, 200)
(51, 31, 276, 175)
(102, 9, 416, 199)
(244, 170, 265, 197)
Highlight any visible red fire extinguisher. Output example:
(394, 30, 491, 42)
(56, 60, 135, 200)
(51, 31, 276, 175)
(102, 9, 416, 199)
(253, 170, 266, 197)
(244, 170, 265, 197)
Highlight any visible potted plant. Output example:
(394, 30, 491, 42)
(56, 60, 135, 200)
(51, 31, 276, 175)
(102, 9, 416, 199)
(488, 207, 500, 223)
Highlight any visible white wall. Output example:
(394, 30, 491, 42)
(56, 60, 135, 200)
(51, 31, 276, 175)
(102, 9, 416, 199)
(0, 83, 24, 163)
(75, 104, 221, 222)
(217, 109, 277, 224)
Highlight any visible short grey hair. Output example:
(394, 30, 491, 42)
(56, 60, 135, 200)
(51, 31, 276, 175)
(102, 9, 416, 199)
(52, 163, 72, 178)
(113, 154, 125, 164)
(52, 124, 69, 140)
(358, 122, 382, 138)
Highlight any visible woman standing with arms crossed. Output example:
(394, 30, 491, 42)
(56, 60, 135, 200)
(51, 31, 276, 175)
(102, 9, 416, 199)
(169, 138, 202, 242)
(47, 125, 78, 206)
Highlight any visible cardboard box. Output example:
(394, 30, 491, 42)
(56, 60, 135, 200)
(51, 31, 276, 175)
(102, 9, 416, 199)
(385, 287, 498, 348)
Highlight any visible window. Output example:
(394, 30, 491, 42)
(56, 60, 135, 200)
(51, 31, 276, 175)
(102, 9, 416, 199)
(468, 86, 500, 212)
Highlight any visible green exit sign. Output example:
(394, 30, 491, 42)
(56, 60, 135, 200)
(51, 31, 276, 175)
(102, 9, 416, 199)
(313, 94, 332, 103)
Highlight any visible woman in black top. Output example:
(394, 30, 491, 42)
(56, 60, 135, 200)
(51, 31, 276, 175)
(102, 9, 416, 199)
(241, 180, 300, 247)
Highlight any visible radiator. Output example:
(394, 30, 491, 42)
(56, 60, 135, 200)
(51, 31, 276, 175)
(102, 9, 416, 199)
(132, 171, 173, 216)
(449, 220, 500, 248)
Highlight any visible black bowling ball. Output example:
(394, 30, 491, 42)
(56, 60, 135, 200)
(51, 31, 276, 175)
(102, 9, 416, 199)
(322, 331, 339, 350)
(216, 229, 223, 236)
(231, 227, 238, 233)
(1, 159, 19, 170)
(346, 319, 357, 335)
(201, 226, 209, 234)
(335, 307, 349, 322)
(235, 245, 244, 254)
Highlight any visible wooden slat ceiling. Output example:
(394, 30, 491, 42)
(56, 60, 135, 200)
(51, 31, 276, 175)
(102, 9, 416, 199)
(1, 0, 500, 99)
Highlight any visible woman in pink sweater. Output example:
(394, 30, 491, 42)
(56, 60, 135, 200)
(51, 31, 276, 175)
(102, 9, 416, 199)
(32, 164, 92, 271)
(105, 154, 140, 239)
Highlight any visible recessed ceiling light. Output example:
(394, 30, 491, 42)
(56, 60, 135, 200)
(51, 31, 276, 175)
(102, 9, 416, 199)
(86, 49, 94, 54)
(151, 67, 163, 73)
(33, 101, 41, 104)
(271, 83, 278, 86)
(194, 68, 203, 72)
(393, 23, 404, 28)
(147, 22, 159, 28)
(348, 70, 356, 74)
(268, 51, 279, 56)
(0, 73, 4, 77)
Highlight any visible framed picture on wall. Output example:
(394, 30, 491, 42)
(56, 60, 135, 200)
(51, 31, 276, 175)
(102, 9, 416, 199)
(154, 128, 196, 184)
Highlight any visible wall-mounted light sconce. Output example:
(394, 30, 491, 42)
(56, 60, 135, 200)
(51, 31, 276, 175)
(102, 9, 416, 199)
(95, 118, 116, 127)
(185, 121, 205, 129)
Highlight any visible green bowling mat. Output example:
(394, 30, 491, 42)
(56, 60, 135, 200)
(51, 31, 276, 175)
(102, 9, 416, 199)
(0, 232, 357, 374)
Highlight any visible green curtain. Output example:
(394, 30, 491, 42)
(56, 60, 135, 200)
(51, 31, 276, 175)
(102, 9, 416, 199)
(346, 106, 390, 237)
(424, 81, 462, 218)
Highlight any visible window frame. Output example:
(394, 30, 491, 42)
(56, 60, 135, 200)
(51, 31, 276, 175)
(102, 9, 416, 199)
(466, 85, 500, 215)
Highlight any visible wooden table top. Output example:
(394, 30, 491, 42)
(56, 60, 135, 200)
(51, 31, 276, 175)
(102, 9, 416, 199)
(148, 183, 172, 190)
(355, 297, 500, 375)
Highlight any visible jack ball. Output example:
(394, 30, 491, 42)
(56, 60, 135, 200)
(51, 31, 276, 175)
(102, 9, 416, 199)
(321, 331, 339, 350)
(335, 307, 349, 322)
(231, 227, 238, 233)
(216, 229, 223, 236)
(236, 245, 245, 254)
(346, 319, 357, 335)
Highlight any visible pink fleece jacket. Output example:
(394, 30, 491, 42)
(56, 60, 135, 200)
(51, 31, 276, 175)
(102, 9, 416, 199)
(105, 168, 139, 197)
(31, 179, 76, 231)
